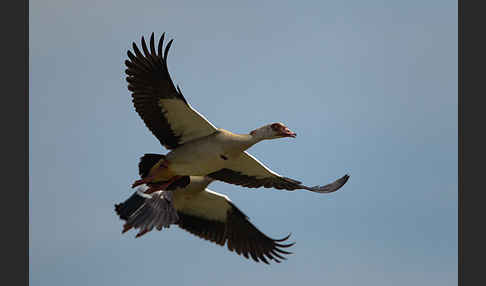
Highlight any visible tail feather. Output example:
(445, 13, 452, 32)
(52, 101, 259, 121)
(115, 189, 180, 237)
(115, 191, 146, 220)
(138, 153, 190, 189)
(138, 153, 165, 178)
(115, 152, 190, 237)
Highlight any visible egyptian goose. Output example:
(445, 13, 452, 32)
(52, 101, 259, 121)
(115, 175, 294, 264)
(125, 33, 349, 193)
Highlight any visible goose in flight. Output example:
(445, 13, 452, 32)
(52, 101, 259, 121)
(124, 33, 349, 194)
(115, 174, 294, 264)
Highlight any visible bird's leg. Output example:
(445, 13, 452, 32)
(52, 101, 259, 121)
(122, 223, 133, 234)
(122, 224, 151, 237)
(131, 160, 170, 188)
(144, 176, 182, 194)
(135, 228, 151, 238)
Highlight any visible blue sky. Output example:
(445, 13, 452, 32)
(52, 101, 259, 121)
(30, 1, 457, 285)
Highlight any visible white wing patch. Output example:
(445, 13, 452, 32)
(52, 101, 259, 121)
(227, 151, 283, 179)
(158, 98, 218, 145)
(173, 188, 231, 222)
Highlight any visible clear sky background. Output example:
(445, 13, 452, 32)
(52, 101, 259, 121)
(30, 1, 457, 285)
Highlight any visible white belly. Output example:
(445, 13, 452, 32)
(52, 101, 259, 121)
(166, 135, 228, 175)
(165, 130, 254, 176)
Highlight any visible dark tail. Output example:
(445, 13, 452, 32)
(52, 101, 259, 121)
(115, 192, 146, 221)
(117, 153, 190, 222)
(138, 153, 190, 189)
(138, 153, 165, 178)
(115, 190, 180, 237)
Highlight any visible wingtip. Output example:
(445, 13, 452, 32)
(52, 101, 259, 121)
(306, 173, 351, 194)
(275, 232, 292, 242)
(341, 174, 350, 183)
(332, 173, 350, 191)
(164, 39, 174, 60)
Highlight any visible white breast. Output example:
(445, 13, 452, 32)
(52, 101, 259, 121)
(167, 130, 246, 175)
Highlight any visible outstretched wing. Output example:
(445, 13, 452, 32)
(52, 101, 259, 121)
(174, 188, 294, 264)
(115, 181, 294, 264)
(208, 152, 350, 193)
(125, 33, 218, 149)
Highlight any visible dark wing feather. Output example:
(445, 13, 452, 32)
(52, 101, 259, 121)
(115, 189, 179, 237)
(116, 180, 295, 264)
(208, 168, 303, 190)
(125, 33, 217, 149)
(177, 201, 294, 264)
(138, 153, 165, 178)
(208, 152, 350, 193)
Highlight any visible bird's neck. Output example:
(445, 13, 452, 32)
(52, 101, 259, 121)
(218, 129, 268, 155)
(248, 127, 275, 142)
(234, 133, 263, 150)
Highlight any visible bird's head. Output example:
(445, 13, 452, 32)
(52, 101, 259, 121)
(250, 122, 297, 140)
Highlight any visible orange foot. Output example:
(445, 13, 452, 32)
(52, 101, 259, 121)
(135, 228, 150, 238)
(122, 223, 133, 234)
